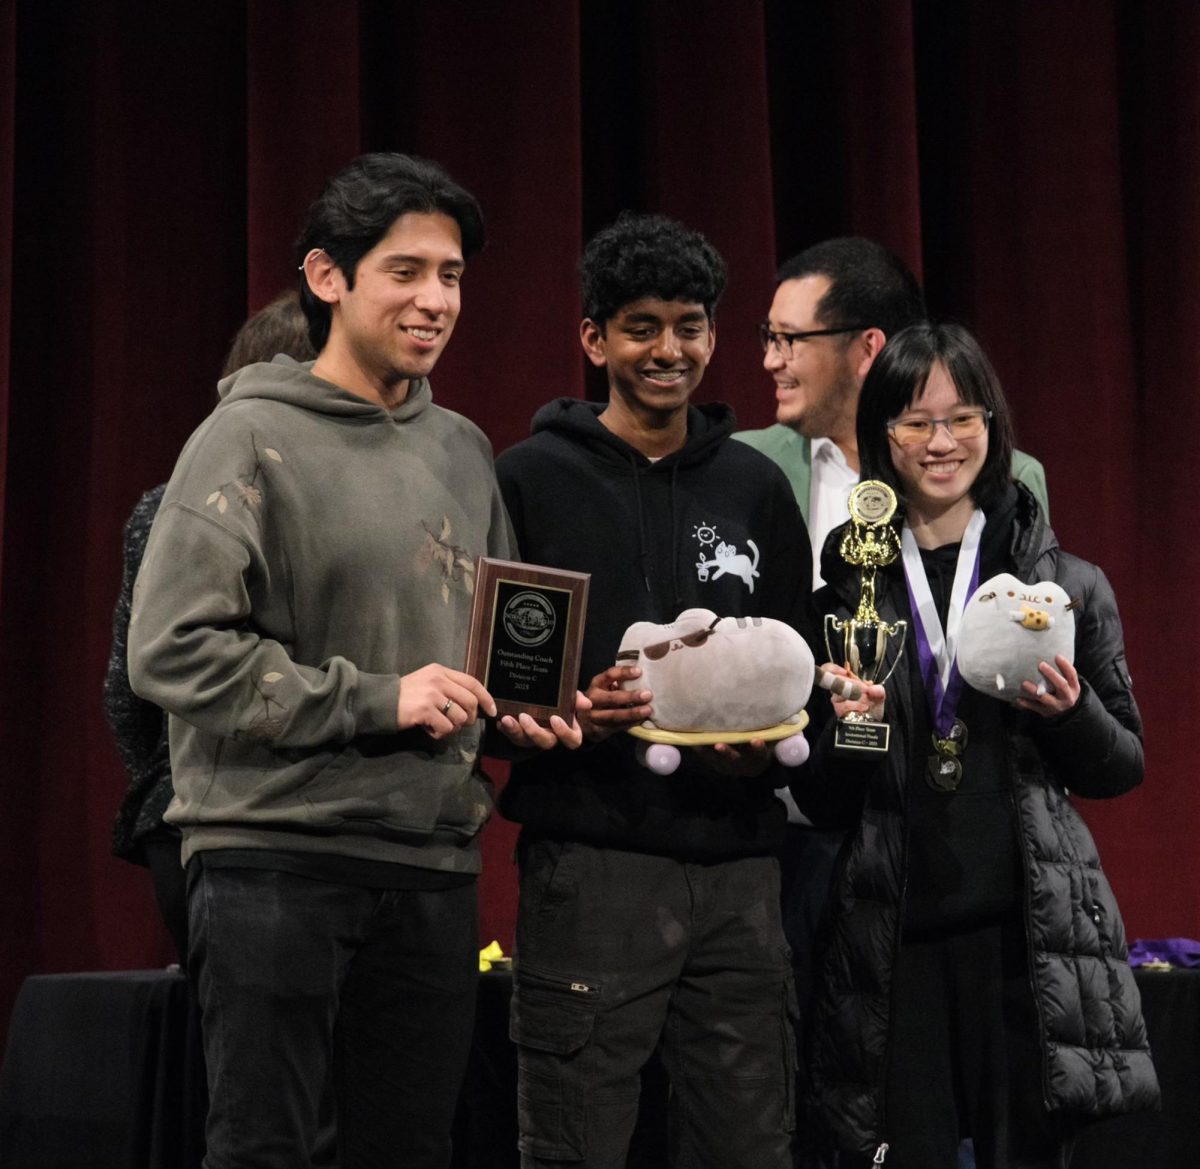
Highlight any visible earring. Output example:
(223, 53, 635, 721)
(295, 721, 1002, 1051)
(298, 247, 325, 271)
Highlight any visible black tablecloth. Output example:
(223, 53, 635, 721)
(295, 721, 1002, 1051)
(0, 968, 516, 1169)
(0, 969, 206, 1169)
(1072, 967, 1200, 1169)
(2, 965, 1195, 1167)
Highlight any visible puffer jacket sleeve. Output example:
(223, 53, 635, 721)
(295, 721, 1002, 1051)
(1030, 558, 1143, 798)
(790, 684, 887, 828)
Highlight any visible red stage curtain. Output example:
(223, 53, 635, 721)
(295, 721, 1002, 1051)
(1, 1, 1196, 1042)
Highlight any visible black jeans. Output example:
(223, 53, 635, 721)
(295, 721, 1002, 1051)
(511, 841, 796, 1169)
(145, 834, 189, 963)
(188, 860, 478, 1169)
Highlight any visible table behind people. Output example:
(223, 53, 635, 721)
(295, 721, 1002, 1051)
(496, 211, 814, 1169)
(4, 964, 1194, 1169)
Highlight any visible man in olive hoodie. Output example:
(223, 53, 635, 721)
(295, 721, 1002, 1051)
(128, 154, 579, 1169)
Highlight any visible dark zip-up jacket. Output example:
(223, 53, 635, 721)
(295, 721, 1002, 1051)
(495, 398, 813, 860)
(107, 484, 173, 863)
(796, 484, 1159, 1156)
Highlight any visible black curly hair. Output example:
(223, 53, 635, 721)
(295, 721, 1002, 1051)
(581, 212, 726, 329)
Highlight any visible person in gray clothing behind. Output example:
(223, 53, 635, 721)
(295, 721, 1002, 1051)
(128, 153, 582, 1169)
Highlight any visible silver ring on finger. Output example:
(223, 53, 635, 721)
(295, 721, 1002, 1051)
(441, 698, 455, 717)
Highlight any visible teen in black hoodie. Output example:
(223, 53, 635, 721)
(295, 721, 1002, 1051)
(495, 214, 813, 1168)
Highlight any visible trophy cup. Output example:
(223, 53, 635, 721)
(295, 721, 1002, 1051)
(824, 480, 907, 754)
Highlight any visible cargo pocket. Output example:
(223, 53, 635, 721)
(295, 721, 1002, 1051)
(510, 966, 601, 1162)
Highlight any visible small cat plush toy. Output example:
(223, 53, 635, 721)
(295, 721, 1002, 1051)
(956, 573, 1077, 703)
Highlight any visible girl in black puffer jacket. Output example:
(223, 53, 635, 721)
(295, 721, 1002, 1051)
(800, 323, 1158, 1169)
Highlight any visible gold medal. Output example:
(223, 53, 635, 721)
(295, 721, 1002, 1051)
(926, 752, 963, 791)
(934, 718, 968, 755)
(926, 719, 968, 792)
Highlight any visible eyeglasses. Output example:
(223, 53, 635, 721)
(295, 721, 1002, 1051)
(758, 322, 870, 356)
(887, 409, 992, 445)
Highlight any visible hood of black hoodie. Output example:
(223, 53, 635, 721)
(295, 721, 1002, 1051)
(520, 397, 738, 609)
(528, 396, 736, 472)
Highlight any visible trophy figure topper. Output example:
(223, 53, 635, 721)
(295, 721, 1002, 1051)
(824, 480, 908, 754)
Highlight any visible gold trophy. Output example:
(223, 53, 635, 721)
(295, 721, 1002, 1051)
(824, 481, 907, 754)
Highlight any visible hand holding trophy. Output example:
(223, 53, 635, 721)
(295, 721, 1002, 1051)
(824, 481, 907, 754)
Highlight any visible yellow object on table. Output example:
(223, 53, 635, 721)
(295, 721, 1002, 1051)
(479, 940, 511, 972)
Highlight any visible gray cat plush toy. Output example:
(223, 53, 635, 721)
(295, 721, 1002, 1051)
(956, 573, 1076, 702)
(615, 607, 816, 774)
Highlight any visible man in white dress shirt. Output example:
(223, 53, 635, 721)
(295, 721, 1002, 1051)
(737, 238, 1048, 581)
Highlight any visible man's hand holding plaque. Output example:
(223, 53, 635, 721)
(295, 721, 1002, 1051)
(823, 481, 908, 755)
(495, 701, 589, 750)
(464, 557, 590, 748)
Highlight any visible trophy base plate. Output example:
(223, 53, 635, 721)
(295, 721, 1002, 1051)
(834, 718, 891, 755)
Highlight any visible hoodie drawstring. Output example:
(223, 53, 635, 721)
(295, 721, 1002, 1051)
(669, 463, 682, 613)
(629, 452, 653, 595)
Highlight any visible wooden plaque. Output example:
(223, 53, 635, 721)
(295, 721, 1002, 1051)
(464, 558, 590, 725)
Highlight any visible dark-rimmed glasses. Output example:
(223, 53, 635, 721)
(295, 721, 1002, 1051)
(758, 322, 870, 356)
(887, 409, 992, 446)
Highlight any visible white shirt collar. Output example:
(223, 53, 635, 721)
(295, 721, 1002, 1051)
(808, 436, 858, 589)
(810, 434, 851, 468)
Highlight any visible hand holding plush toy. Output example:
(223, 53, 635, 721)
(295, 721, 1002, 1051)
(956, 573, 1080, 715)
(613, 608, 816, 775)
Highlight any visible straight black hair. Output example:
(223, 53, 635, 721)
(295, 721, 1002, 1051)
(857, 322, 1015, 511)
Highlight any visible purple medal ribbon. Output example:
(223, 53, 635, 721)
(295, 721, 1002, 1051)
(904, 558, 979, 737)
(900, 509, 985, 740)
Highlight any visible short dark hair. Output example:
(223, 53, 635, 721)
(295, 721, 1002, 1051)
(221, 290, 315, 377)
(857, 322, 1015, 510)
(776, 237, 925, 339)
(295, 153, 485, 351)
(581, 212, 726, 328)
